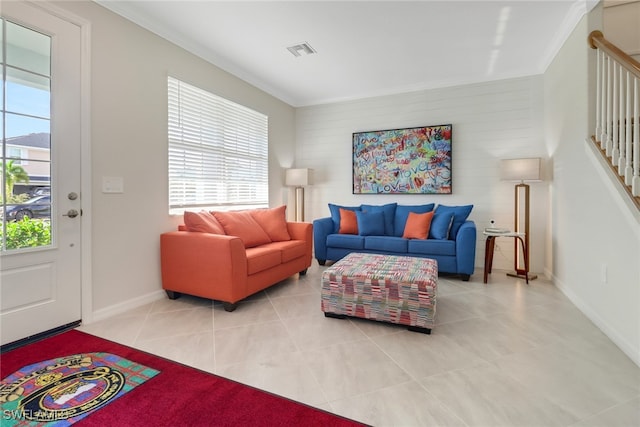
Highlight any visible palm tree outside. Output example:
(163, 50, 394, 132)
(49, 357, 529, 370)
(3, 159, 30, 202)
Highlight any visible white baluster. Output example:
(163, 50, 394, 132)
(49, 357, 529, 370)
(612, 62, 619, 164)
(633, 77, 640, 197)
(625, 71, 633, 184)
(606, 55, 613, 155)
(601, 52, 607, 148)
(595, 49, 602, 142)
(618, 65, 626, 173)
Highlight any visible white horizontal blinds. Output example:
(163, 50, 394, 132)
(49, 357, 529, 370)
(168, 77, 268, 212)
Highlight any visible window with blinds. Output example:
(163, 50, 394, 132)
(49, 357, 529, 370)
(168, 76, 269, 214)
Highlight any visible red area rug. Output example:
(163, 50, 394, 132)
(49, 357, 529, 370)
(1, 330, 365, 426)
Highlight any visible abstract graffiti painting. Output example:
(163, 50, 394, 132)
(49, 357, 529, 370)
(352, 124, 452, 194)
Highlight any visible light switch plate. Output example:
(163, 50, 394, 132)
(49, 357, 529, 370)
(102, 176, 124, 193)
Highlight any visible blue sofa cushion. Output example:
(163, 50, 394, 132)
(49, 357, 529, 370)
(328, 203, 361, 233)
(393, 204, 435, 237)
(356, 210, 385, 236)
(408, 239, 456, 256)
(435, 205, 474, 239)
(360, 203, 397, 235)
(364, 236, 408, 253)
(326, 233, 365, 250)
(428, 211, 455, 240)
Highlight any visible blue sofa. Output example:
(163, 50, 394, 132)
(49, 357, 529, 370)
(313, 203, 476, 280)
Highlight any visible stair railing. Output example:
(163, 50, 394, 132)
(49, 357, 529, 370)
(589, 30, 640, 209)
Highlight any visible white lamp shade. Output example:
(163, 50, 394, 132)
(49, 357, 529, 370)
(286, 168, 312, 186)
(500, 158, 541, 182)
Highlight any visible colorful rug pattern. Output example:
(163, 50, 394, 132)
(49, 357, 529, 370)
(0, 353, 159, 426)
(321, 253, 438, 328)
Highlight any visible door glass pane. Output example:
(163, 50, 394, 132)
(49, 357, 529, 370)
(6, 67, 50, 118)
(0, 69, 3, 113)
(6, 21, 50, 76)
(0, 20, 3, 65)
(5, 113, 50, 143)
(2, 19, 52, 252)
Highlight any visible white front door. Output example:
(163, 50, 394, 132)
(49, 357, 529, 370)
(1, 1, 83, 346)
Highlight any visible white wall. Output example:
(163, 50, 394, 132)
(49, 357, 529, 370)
(296, 77, 549, 274)
(54, 1, 295, 313)
(544, 5, 640, 365)
(604, 0, 640, 60)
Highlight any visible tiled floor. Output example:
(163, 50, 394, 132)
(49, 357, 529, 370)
(78, 262, 640, 426)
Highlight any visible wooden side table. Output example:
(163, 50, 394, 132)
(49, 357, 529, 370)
(483, 230, 529, 284)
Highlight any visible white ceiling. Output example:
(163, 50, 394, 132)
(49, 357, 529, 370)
(97, 0, 598, 107)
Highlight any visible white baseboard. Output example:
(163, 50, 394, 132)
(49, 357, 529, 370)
(88, 289, 166, 324)
(552, 273, 640, 368)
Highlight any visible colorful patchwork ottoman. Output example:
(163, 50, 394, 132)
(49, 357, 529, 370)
(321, 252, 438, 334)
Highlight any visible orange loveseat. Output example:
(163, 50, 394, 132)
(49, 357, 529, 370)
(160, 206, 312, 311)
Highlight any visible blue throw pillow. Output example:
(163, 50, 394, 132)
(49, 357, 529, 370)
(328, 203, 361, 233)
(394, 204, 435, 237)
(428, 211, 455, 240)
(356, 210, 385, 236)
(360, 203, 397, 235)
(434, 205, 474, 239)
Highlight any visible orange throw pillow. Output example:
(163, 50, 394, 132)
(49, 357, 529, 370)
(183, 211, 225, 234)
(338, 208, 358, 234)
(402, 211, 434, 239)
(212, 210, 272, 248)
(250, 205, 291, 242)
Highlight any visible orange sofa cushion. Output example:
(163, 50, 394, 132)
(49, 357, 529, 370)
(250, 205, 291, 242)
(213, 210, 272, 248)
(402, 211, 434, 240)
(184, 211, 225, 234)
(265, 240, 307, 263)
(338, 208, 358, 234)
(245, 246, 282, 275)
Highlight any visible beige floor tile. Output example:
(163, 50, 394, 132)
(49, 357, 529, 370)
(78, 314, 146, 346)
(215, 351, 328, 407)
(493, 343, 640, 420)
(270, 293, 322, 319)
(212, 297, 279, 330)
(347, 315, 409, 338)
(435, 290, 510, 325)
(371, 329, 486, 379)
(150, 293, 213, 313)
(436, 277, 476, 296)
(136, 307, 214, 341)
(264, 275, 317, 299)
(571, 396, 640, 427)
(213, 320, 298, 366)
(283, 313, 368, 351)
(434, 316, 538, 362)
(420, 361, 579, 427)
(302, 340, 412, 401)
(329, 380, 467, 426)
(117, 301, 156, 317)
(475, 276, 569, 308)
(135, 331, 215, 373)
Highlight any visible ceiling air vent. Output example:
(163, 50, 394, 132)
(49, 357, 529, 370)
(287, 42, 316, 57)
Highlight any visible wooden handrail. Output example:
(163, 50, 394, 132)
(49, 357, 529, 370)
(589, 30, 640, 79)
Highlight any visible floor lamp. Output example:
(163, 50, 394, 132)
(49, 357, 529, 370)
(500, 158, 541, 281)
(285, 168, 312, 222)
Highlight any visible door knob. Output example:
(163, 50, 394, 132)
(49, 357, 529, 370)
(63, 209, 80, 218)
